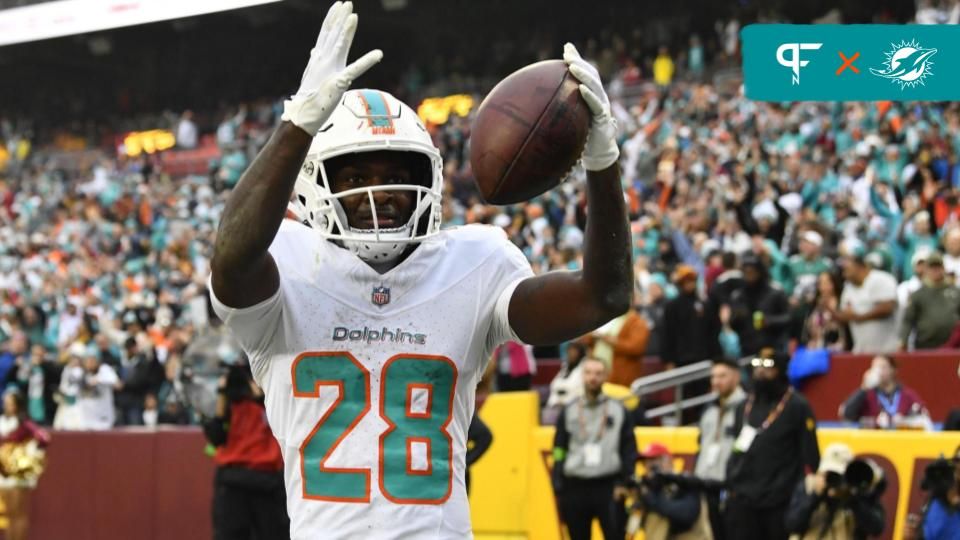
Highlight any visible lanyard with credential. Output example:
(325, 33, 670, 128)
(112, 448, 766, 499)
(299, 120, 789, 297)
(877, 390, 901, 417)
(577, 398, 609, 442)
(743, 387, 793, 434)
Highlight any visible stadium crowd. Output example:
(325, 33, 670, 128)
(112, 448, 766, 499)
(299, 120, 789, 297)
(1, 4, 960, 435)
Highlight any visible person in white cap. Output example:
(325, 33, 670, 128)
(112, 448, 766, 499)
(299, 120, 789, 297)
(785, 442, 885, 539)
(787, 230, 831, 301)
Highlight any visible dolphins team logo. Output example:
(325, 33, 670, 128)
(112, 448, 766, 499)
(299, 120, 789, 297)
(870, 39, 937, 89)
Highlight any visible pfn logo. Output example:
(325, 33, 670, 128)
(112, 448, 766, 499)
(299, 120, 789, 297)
(776, 43, 823, 85)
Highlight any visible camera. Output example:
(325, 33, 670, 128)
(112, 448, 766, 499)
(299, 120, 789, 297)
(825, 458, 885, 499)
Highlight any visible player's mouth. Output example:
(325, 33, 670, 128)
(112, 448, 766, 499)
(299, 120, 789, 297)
(355, 209, 400, 229)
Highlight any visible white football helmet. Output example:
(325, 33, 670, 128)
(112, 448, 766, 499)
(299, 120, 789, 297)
(290, 89, 443, 263)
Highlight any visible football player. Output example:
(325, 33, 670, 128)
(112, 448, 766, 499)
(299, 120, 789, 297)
(209, 2, 631, 538)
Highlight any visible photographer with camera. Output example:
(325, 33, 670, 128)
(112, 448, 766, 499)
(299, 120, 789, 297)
(785, 442, 885, 540)
(911, 447, 960, 540)
(626, 442, 713, 540)
(202, 358, 288, 540)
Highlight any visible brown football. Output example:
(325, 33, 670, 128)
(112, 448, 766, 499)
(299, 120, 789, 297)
(469, 59, 590, 205)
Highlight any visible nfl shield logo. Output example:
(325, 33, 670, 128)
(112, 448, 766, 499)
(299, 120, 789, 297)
(372, 286, 391, 306)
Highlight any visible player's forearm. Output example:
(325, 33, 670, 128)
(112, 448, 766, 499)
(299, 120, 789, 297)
(582, 163, 633, 316)
(212, 122, 311, 276)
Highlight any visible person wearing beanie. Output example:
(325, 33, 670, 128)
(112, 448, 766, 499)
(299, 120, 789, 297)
(727, 255, 791, 357)
(725, 349, 820, 540)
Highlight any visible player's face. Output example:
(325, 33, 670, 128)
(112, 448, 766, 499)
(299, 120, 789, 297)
(327, 151, 423, 230)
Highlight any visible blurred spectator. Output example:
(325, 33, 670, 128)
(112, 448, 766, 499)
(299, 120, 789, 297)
(492, 341, 536, 392)
(840, 355, 931, 430)
(16, 345, 59, 426)
(547, 342, 587, 409)
(787, 231, 830, 302)
(943, 228, 960, 277)
(717, 304, 741, 360)
(661, 266, 718, 369)
(52, 345, 85, 430)
(0, 332, 28, 389)
(784, 443, 885, 539)
(800, 271, 847, 351)
(216, 143, 249, 191)
(552, 358, 636, 540)
(637, 279, 669, 358)
(115, 337, 165, 426)
(216, 106, 246, 149)
(727, 256, 790, 356)
(687, 35, 704, 80)
(176, 110, 198, 149)
(653, 46, 674, 87)
(836, 254, 899, 353)
(901, 252, 960, 350)
(898, 250, 930, 336)
(695, 358, 745, 540)
(725, 351, 820, 540)
(584, 288, 649, 387)
(77, 352, 119, 430)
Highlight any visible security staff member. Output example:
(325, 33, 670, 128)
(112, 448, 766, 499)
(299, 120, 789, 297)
(553, 357, 637, 540)
(725, 349, 820, 540)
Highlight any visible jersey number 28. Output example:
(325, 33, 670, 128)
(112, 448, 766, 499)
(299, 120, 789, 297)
(292, 352, 457, 504)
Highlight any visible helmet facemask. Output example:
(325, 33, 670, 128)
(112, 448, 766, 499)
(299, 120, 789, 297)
(288, 89, 444, 265)
(291, 150, 442, 264)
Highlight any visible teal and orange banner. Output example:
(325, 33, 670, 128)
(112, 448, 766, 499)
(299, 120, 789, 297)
(742, 24, 960, 101)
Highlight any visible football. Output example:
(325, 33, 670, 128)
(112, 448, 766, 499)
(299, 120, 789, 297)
(470, 59, 591, 205)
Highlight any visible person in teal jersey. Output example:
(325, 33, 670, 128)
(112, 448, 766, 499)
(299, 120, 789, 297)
(874, 145, 908, 189)
(898, 209, 940, 280)
(787, 230, 832, 300)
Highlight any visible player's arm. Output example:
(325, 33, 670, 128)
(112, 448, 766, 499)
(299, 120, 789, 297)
(210, 1, 382, 308)
(508, 44, 632, 346)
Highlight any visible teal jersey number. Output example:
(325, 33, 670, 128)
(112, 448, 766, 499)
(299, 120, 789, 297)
(293, 352, 371, 502)
(292, 352, 458, 504)
(379, 355, 456, 504)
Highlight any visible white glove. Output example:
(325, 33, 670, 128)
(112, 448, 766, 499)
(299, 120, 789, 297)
(563, 43, 619, 171)
(282, 1, 383, 136)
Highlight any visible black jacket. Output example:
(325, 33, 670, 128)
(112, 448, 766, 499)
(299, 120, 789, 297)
(661, 293, 720, 366)
(726, 386, 821, 509)
(728, 281, 791, 355)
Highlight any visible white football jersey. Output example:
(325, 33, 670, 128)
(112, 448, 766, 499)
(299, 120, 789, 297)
(210, 220, 533, 540)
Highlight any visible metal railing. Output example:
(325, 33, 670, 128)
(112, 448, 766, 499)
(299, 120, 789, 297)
(630, 356, 751, 425)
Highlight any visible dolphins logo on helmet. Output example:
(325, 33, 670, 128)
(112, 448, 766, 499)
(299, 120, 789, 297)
(870, 39, 937, 90)
(289, 89, 443, 264)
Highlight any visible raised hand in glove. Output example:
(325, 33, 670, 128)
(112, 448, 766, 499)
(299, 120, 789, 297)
(563, 43, 619, 171)
(282, 1, 383, 136)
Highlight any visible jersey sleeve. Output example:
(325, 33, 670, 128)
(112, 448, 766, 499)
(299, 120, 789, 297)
(208, 275, 284, 384)
(484, 233, 535, 355)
